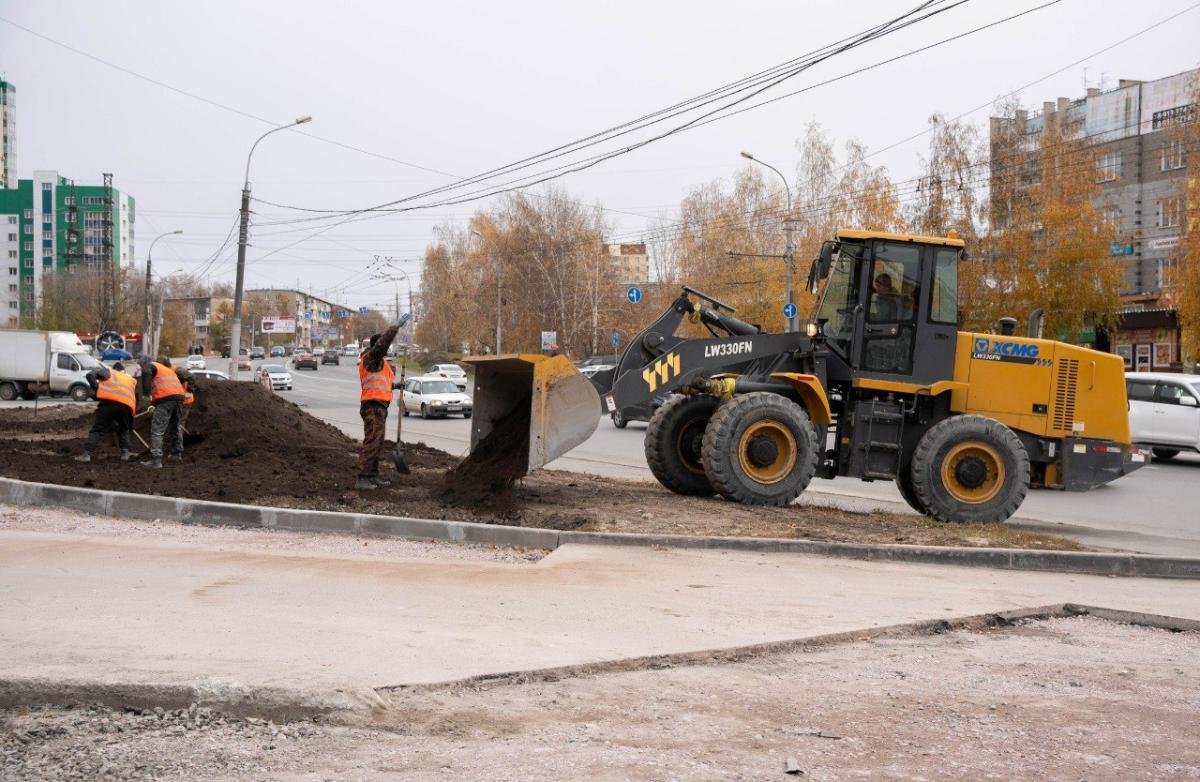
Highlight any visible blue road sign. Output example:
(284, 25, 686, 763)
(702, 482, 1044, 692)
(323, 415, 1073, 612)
(626, 286, 642, 304)
(612, 332, 619, 349)
(783, 302, 797, 319)
(338, 309, 347, 318)
(358, 306, 369, 314)
(304, 311, 313, 320)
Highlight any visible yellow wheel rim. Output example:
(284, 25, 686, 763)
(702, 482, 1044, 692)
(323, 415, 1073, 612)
(737, 420, 797, 485)
(941, 441, 1005, 504)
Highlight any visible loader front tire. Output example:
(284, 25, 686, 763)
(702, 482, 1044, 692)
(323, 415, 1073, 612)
(910, 415, 1028, 523)
(895, 468, 928, 515)
(645, 394, 720, 496)
(701, 392, 818, 506)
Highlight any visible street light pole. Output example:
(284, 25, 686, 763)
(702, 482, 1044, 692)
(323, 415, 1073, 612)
(142, 230, 182, 355)
(741, 151, 795, 332)
(228, 115, 312, 379)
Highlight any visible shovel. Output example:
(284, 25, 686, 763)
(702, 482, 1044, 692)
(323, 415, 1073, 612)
(391, 316, 413, 475)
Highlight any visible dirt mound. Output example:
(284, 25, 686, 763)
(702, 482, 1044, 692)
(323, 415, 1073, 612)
(0, 404, 93, 433)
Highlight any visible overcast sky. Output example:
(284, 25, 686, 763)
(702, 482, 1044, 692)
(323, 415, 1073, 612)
(2, 0, 1197, 311)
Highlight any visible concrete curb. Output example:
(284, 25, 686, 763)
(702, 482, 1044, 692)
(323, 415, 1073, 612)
(376, 603, 1200, 693)
(3, 604, 1194, 720)
(2, 476, 1198, 579)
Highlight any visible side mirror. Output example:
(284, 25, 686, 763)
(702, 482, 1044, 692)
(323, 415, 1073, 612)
(806, 260, 820, 295)
(1182, 395, 1198, 408)
(817, 240, 837, 278)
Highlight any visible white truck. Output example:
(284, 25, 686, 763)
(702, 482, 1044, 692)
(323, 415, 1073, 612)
(0, 330, 101, 402)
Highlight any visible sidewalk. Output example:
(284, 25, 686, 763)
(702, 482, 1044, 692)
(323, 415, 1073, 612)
(2, 513, 1198, 696)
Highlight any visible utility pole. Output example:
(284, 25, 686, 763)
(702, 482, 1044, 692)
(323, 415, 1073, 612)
(228, 115, 311, 379)
(143, 231, 182, 356)
(741, 151, 795, 332)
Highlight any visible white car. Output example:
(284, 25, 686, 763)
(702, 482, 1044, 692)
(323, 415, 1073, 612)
(430, 363, 468, 391)
(185, 354, 207, 370)
(1126, 372, 1200, 460)
(260, 364, 293, 391)
(402, 376, 472, 419)
(190, 369, 229, 381)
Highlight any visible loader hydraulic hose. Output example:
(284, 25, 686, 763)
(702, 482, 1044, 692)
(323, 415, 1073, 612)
(692, 303, 761, 337)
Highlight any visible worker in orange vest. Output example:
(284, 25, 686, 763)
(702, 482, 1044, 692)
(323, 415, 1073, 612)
(75, 362, 138, 463)
(356, 325, 400, 489)
(137, 355, 193, 469)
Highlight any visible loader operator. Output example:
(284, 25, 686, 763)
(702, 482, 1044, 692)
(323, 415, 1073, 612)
(74, 362, 137, 463)
(356, 325, 400, 490)
(137, 355, 193, 470)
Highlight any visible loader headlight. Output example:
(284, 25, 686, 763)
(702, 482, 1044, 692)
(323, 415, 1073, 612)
(804, 321, 818, 337)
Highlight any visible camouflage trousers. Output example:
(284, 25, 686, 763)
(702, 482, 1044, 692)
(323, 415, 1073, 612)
(357, 401, 389, 477)
(149, 399, 184, 459)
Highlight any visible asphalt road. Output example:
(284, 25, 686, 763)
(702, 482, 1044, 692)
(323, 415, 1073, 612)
(256, 359, 1200, 556)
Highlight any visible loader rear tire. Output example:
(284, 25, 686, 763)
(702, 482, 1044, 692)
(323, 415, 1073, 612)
(701, 392, 818, 506)
(910, 415, 1028, 523)
(895, 468, 928, 515)
(645, 394, 719, 496)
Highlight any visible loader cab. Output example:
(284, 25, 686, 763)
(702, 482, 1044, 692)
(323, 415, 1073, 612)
(813, 230, 963, 387)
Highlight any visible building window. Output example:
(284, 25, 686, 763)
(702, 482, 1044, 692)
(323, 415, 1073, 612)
(23, 209, 31, 219)
(7, 302, 15, 310)
(42, 231, 52, 240)
(21, 224, 30, 234)
(5, 250, 13, 259)
(5, 215, 14, 225)
(22, 275, 32, 285)
(1157, 197, 1183, 229)
(23, 291, 32, 301)
(41, 182, 51, 191)
(7, 267, 15, 275)
(1103, 207, 1121, 230)
(1158, 258, 1176, 289)
(1161, 140, 1186, 171)
(23, 242, 31, 252)
(1096, 151, 1120, 182)
(7, 284, 15, 293)
(64, 197, 75, 207)
(42, 248, 51, 258)
(7, 233, 15, 241)
(22, 258, 31, 268)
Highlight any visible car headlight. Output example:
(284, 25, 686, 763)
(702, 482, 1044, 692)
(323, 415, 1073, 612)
(431, 399, 444, 406)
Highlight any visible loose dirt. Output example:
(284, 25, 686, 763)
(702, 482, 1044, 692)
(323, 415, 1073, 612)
(0, 384, 1082, 550)
(4, 617, 1197, 780)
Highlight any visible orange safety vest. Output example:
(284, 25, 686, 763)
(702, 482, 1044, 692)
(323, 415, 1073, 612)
(359, 356, 395, 404)
(95, 371, 137, 414)
(150, 362, 186, 401)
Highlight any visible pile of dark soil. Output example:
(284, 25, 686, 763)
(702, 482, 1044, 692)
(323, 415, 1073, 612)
(0, 383, 1086, 550)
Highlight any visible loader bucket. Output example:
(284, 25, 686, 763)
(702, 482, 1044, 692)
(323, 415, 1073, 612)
(462, 353, 601, 477)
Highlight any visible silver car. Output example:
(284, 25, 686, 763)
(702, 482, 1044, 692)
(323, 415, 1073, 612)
(402, 377, 472, 419)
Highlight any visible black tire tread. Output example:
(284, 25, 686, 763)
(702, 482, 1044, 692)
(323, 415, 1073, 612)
(644, 394, 719, 496)
(910, 415, 1029, 523)
(700, 392, 818, 506)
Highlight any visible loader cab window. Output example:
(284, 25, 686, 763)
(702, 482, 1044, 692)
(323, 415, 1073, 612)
(815, 242, 865, 359)
(930, 248, 958, 324)
(862, 242, 920, 374)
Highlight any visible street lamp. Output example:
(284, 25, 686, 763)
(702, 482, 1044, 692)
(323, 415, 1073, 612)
(741, 150, 795, 332)
(470, 229, 502, 353)
(143, 230, 183, 355)
(228, 115, 312, 379)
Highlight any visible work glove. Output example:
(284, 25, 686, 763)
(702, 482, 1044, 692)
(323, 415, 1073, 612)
(145, 405, 156, 416)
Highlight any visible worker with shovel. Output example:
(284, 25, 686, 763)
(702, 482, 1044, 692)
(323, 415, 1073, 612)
(137, 355, 193, 470)
(356, 320, 409, 490)
(74, 362, 137, 463)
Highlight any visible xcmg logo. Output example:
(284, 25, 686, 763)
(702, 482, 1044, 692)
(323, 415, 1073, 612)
(972, 337, 1049, 366)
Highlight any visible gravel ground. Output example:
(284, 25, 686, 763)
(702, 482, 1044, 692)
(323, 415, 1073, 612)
(3, 616, 1197, 781)
(0, 504, 545, 564)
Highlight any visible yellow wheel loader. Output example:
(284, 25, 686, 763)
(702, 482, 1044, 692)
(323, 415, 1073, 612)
(464, 229, 1144, 522)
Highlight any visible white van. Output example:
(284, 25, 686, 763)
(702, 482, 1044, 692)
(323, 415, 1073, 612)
(0, 330, 101, 401)
(1125, 372, 1200, 460)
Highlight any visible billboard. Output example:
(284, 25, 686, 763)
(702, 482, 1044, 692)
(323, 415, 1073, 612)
(261, 317, 296, 334)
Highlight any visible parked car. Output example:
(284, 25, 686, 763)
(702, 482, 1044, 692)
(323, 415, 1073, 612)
(578, 354, 618, 379)
(100, 348, 133, 362)
(1126, 372, 1200, 460)
(402, 377, 473, 419)
(321, 349, 340, 366)
(186, 354, 207, 370)
(260, 364, 293, 391)
(293, 352, 319, 370)
(250, 346, 266, 360)
(190, 369, 229, 381)
(429, 363, 468, 391)
(270, 346, 285, 358)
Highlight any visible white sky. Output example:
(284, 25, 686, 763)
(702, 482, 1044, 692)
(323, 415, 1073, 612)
(2, 0, 1198, 311)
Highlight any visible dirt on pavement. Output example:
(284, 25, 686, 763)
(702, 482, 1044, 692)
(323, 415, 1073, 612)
(3, 617, 1197, 781)
(0, 384, 1082, 550)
